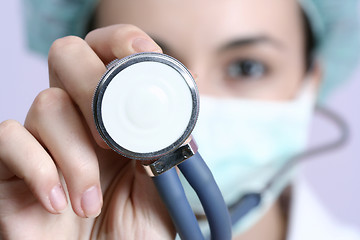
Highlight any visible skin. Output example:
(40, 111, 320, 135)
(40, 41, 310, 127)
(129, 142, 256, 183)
(0, 0, 321, 239)
(96, 0, 310, 100)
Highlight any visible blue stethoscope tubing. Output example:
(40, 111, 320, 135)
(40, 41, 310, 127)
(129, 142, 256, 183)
(153, 152, 232, 240)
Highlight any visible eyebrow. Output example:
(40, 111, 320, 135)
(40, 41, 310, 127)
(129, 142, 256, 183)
(152, 35, 284, 56)
(219, 36, 284, 52)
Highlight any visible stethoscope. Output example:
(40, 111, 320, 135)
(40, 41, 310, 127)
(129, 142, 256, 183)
(92, 52, 349, 239)
(92, 52, 232, 240)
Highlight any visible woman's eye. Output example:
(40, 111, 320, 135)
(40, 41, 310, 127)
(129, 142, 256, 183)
(227, 60, 266, 79)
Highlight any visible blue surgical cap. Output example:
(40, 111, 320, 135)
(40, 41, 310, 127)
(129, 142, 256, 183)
(23, 0, 98, 55)
(23, 0, 360, 101)
(299, 0, 360, 101)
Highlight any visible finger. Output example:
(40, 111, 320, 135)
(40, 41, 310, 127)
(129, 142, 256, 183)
(85, 24, 162, 64)
(0, 119, 68, 214)
(48, 36, 108, 148)
(25, 88, 103, 218)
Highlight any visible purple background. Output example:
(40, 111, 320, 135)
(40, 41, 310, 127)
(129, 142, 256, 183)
(1, 1, 359, 229)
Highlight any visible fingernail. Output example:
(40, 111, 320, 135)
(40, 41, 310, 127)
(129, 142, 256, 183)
(132, 38, 162, 53)
(50, 184, 67, 213)
(81, 186, 102, 218)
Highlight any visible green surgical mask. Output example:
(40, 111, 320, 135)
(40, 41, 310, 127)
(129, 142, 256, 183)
(181, 82, 316, 235)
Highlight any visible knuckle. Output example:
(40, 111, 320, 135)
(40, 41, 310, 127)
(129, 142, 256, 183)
(33, 161, 53, 180)
(78, 162, 96, 177)
(48, 36, 86, 63)
(32, 88, 71, 115)
(66, 160, 99, 184)
(50, 36, 85, 53)
(109, 24, 142, 46)
(0, 120, 22, 144)
(24, 160, 55, 190)
(117, 23, 141, 33)
(86, 24, 142, 45)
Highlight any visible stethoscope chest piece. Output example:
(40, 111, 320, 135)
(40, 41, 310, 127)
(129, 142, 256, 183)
(93, 52, 199, 161)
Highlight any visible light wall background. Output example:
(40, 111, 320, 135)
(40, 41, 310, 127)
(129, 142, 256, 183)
(1, 0, 359, 229)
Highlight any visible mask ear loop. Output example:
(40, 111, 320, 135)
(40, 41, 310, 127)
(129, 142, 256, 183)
(229, 104, 349, 227)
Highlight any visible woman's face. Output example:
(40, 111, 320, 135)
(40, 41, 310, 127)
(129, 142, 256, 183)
(96, 0, 308, 100)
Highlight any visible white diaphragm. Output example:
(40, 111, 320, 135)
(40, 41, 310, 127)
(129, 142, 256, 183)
(93, 53, 199, 160)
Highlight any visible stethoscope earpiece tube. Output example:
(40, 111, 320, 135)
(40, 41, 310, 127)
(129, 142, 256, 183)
(178, 152, 232, 240)
(152, 168, 204, 240)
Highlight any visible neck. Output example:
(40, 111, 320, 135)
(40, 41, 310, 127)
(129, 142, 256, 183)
(234, 199, 288, 240)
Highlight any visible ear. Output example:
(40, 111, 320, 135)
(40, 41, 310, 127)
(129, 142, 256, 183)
(307, 59, 323, 91)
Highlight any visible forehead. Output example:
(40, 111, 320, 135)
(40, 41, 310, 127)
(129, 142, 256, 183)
(97, 0, 303, 51)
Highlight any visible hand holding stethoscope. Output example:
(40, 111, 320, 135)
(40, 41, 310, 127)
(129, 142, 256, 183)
(93, 52, 232, 240)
